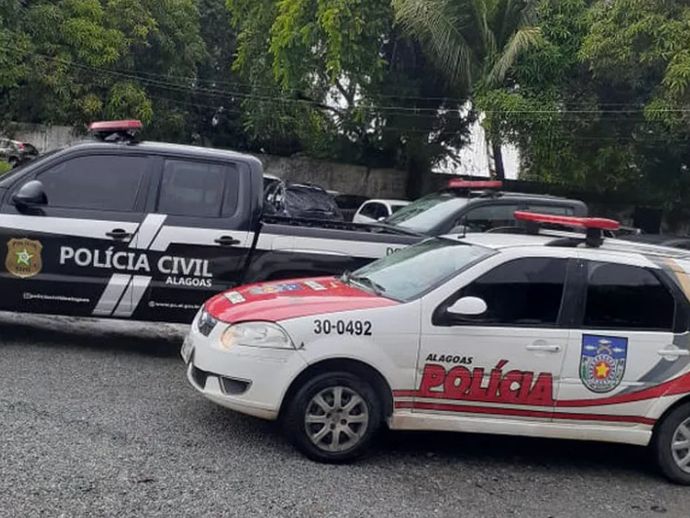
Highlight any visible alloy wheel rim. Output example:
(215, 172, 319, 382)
(671, 417, 690, 474)
(304, 385, 369, 453)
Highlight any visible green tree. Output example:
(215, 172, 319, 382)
(392, 0, 542, 179)
(227, 0, 473, 196)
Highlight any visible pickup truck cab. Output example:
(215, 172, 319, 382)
(385, 180, 587, 236)
(0, 121, 418, 323)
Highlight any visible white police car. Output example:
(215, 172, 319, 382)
(182, 212, 690, 483)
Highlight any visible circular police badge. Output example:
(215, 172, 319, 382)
(579, 335, 628, 393)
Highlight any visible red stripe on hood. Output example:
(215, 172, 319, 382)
(206, 277, 398, 323)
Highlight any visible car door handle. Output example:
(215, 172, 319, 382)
(106, 229, 132, 241)
(526, 344, 562, 353)
(658, 347, 690, 359)
(215, 236, 242, 247)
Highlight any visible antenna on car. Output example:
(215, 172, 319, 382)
(88, 120, 143, 144)
(514, 211, 620, 248)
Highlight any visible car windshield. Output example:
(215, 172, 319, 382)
(346, 238, 493, 301)
(385, 192, 469, 233)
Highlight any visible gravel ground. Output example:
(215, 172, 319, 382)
(1, 312, 689, 518)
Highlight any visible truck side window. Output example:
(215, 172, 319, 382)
(584, 262, 674, 330)
(37, 155, 148, 212)
(158, 159, 236, 218)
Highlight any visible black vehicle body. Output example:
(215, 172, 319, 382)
(619, 233, 690, 251)
(264, 180, 344, 221)
(385, 187, 588, 236)
(0, 141, 418, 323)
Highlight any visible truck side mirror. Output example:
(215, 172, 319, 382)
(13, 180, 47, 208)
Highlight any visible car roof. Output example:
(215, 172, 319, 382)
(366, 198, 410, 205)
(452, 232, 690, 262)
(60, 140, 263, 167)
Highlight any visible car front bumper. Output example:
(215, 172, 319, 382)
(183, 316, 308, 420)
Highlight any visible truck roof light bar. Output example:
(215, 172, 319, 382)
(88, 120, 143, 143)
(447, 179, 503, 190)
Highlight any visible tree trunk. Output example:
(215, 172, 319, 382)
(405, 139, 432, 199)
(491, 137, 506, 180)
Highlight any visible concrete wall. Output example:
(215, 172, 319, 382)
(3, 123, 80, 152)
(253, 154, 407, 199)
(5, 122, 410, 199)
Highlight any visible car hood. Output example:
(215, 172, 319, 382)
(206, 277, 398, 323)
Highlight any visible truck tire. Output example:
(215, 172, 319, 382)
(282, 371, 381, 463)
(652, 402, 690, 484)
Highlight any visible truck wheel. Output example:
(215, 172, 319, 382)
(652, 402, 690, 484)
(282, 371, 381, 463)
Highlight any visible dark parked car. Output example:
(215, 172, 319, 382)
(263, 180, 344, 220)
(0, 138, 39, 167)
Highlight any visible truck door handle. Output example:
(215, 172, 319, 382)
(658, 347, 690, 359)
(526, 344, 562, 353)
(106, 229, 131, 240)
(215, 236, 242, 247)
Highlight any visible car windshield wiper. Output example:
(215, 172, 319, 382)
(349, 275, 386, 296)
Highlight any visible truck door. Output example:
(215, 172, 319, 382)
(0, 153, 152, 317)
(133, 157, 254, 323)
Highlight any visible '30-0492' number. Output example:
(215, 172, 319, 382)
(313, 320, 372, 336)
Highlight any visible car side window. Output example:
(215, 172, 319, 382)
(453, 257, 568, 326)
(460, 204, 521, 232)
(158, 159, 237, 218)
(37, 155, 148, 212)
(359, 202, 379, 219)
(584, 262, 674, 330)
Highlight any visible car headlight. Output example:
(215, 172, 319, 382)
(220, 322, 294, 350)
(197, 308, 218, 337)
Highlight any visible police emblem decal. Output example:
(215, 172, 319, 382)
(5, 238, 43, 278)
(579, 334, 628, 393)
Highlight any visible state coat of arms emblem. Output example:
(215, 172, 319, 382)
(580, 334, 628, 393)
(5, 238, 43, 278)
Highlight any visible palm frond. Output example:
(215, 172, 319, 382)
(486, 25, 541, 87)
(393, 0, 477, 89)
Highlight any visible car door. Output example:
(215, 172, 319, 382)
(557, 255, 681, 424)
(414, 252, 572, 427)
(134, 157, 253, 323)
(0, 152, 151, 317)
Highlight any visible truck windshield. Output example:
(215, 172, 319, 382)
(346, 238, 493, 302)
(385, 192, 468, 234)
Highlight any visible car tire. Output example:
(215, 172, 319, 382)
(282, 371, 382, 463)
(8, 157, 18, 168)
(652, 402, 690, 484)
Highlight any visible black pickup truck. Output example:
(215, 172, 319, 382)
(0, 123, 421, 323)
(0, 122, 587, 323)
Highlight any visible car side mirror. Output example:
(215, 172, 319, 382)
(447, 296, 487, 316)
(13, 180, 47, 208)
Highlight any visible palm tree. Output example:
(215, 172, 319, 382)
(392, 0, 541, 179)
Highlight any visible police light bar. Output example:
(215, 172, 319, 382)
(448, 179, 503, 190)
(514, 211, 620, 231)
(88, 120, 143, 132)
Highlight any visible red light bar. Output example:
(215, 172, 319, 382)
(88, 120, 143, 132)
(514, 211, 620, 231)
(448, 179, 503, 189)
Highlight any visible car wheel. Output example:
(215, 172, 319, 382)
(8, 157, 18, 168)
(283, 371, 381, 463)
(652, 402, 690, 484)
